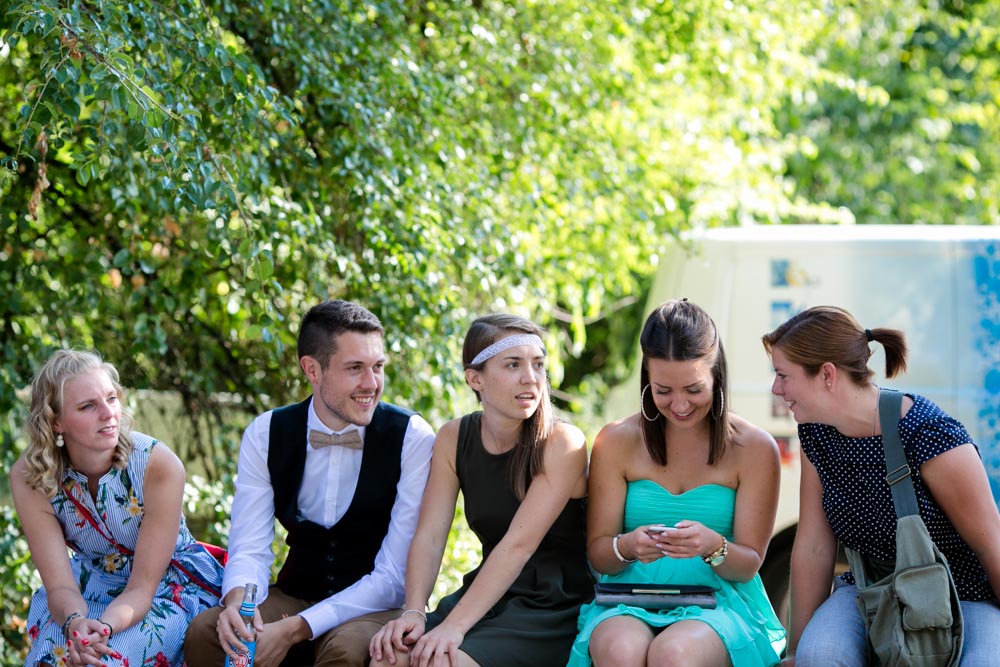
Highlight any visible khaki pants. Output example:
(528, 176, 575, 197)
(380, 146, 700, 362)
(184, 586, 401, 667)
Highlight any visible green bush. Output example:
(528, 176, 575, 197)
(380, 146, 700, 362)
(0, 504, 35, 665)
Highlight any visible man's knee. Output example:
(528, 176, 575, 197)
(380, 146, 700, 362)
(314, 610, 401, 667)
(184, 606, 226, 667)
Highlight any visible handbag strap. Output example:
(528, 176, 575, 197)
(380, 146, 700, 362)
(61, 481, 222, 597)
(878, 388, 920, 518)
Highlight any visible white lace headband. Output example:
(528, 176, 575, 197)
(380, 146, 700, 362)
(470, 334, 546, 366)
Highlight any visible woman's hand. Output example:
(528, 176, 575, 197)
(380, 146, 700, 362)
(618, 525, 675, 563)
(370, 613, 426, 664)
(409, 623, 465, 667)
(651, 520, 723, 560)
(65, 617, 118, 667)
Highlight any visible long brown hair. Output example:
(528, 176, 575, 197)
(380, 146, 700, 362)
(24, 350, 134, 498)
(639, 299, 730, 466)
(463, 314, 553, 500)
(761, 305, 908, 384)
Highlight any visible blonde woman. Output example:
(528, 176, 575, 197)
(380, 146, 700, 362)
(12, 350, 222, 667)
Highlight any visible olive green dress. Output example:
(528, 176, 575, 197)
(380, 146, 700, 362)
(426, 412, 593, 667)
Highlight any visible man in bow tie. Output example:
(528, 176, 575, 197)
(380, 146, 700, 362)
(185, 300, 435, 667)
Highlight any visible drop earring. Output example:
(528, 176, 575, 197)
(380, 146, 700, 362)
(55, 432, 65, 448)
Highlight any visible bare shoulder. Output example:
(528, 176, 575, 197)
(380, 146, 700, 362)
(9, 455, 25, 480)
(548, 421, 587, 453)
(8, 456, 29, 494)
(590, 414, 643, 465)
(9, 456, 50, 514)
(147, 438, 184, 475)
(592, 414, 640, 451)
(434, 417, 462, 446)
(728, 414, 779, 459)
(430, 417, 463, 469)
(145, 439, 186, 492)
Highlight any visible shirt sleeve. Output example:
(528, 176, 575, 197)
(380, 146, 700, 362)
(902, 397, 976, 468)
(298, 413, 435, 636)
(222, 411, 278, 602)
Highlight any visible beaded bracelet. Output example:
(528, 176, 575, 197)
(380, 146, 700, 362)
(400, 608, 427, 622)
(62, 612, 83, 639)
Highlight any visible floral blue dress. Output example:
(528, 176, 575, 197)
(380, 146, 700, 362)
(24, 433, 223, 667)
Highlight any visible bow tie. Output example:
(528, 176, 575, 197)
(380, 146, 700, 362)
(309, 429, 364, 450)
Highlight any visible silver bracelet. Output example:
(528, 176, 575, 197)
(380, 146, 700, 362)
(612, 534, 637, 563)
(400, 608, 427, 622)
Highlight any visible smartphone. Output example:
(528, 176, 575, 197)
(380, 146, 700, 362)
(647, 524, 671, 534)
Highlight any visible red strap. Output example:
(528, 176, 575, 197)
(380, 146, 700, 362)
(61, 482, 221, 597)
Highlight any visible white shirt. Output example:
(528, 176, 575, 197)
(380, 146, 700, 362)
(222, 399, 434, 637)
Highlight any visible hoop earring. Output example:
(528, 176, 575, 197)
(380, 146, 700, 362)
(640, 384, 661, 422)
(55, 432, 65, 448)
(713, 389, 725, 420)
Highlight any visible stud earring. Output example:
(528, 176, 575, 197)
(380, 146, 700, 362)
(55, 432, 65, 448)
(640, 384, 661, 422)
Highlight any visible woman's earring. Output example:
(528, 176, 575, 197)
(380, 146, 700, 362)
(713, 389, 725, 419)
(55, 432, 65, 448)
(641, 384, 661, 422)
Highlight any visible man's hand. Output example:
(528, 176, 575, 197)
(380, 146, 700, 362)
(216, 590, 264, 661)
(251, 615, 312, 667)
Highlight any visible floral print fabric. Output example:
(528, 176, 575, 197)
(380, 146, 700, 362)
(24, 433, 222, 667)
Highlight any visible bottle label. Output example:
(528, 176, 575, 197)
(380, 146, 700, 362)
(224, 640, 256, 667)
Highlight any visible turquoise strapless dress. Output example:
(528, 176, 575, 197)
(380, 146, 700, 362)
(567, 480, 786, 667)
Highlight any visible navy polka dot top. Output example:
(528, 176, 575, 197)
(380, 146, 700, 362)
(799, 393, 993, 601)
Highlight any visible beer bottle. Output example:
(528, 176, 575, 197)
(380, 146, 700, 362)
(224, 583, 258, 667)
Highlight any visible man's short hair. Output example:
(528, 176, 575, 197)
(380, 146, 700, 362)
(297, 300, 384, 367)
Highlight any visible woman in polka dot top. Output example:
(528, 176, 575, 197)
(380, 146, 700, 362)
(762, 305, 1000, 667)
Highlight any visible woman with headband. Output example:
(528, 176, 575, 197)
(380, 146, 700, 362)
(569, 299, 785, 667)
(370, 314, 592, 667)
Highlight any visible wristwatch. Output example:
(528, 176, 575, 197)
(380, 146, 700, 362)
(701, 537, 728, 567)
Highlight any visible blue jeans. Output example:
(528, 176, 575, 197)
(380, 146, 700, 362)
(797, 581, 1000, 666)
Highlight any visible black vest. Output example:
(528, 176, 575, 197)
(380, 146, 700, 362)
(267, 398, 412, 601)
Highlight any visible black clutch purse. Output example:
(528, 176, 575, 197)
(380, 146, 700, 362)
(594, 583, 717, 610)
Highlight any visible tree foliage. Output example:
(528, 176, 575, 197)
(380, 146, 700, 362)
(0, 0, 844, 433)
(779, 0, 1000, 226)
(3, 0, 1000, 660)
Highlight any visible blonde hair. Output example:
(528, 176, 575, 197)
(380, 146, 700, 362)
(24, 350, 134, 498)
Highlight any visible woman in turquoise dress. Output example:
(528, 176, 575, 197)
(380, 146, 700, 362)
(569, 300, 786, 667)
(11, 350, 223, 667)
(370, 314, 591, 667)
